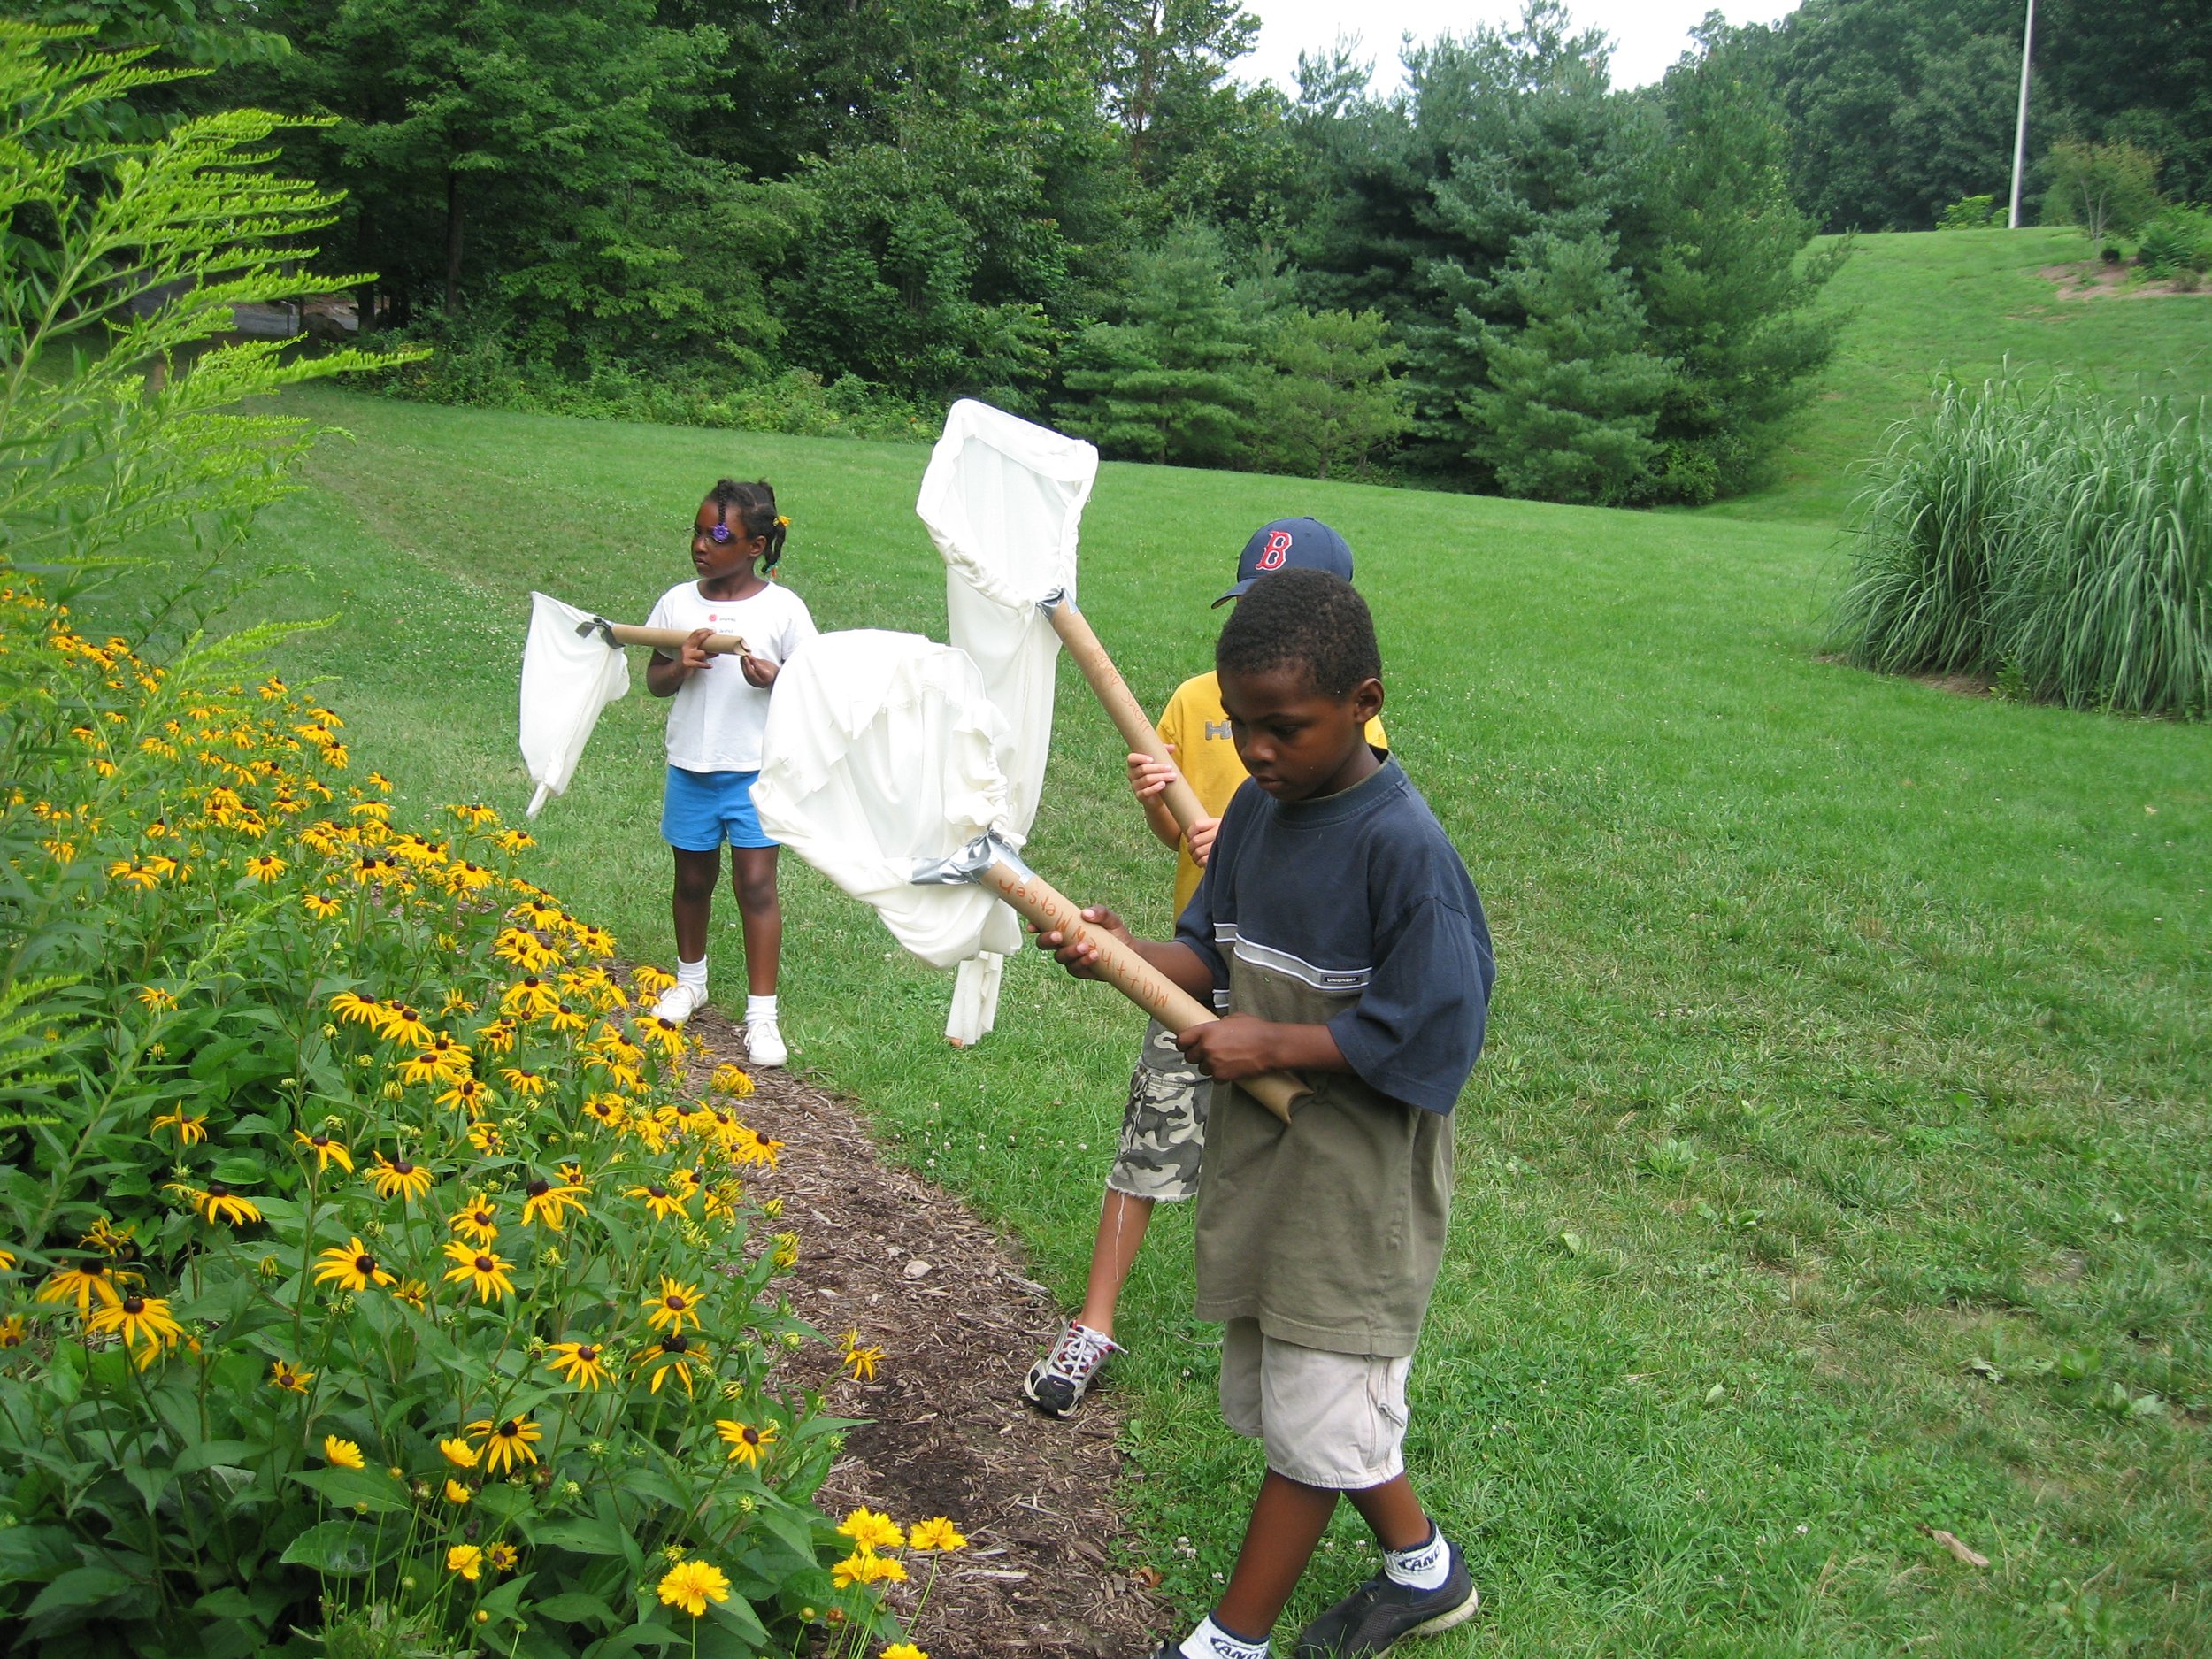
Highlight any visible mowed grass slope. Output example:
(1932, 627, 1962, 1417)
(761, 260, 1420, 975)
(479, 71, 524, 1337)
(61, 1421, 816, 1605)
(211, 383, 2211, 1658)
(1724, 226, 2212, 524)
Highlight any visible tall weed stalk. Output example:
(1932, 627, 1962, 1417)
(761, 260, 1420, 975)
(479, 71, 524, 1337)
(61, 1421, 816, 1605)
(1831, 372, 2210, 717)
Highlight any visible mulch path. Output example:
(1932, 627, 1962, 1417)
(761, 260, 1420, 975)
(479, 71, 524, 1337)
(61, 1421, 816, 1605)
(686, 1005, 1171, 1658)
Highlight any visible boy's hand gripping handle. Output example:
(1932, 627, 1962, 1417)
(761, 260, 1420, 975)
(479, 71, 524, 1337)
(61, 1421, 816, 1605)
(974, 855, 1305, 1125)
(1041, 595, 1209, 835)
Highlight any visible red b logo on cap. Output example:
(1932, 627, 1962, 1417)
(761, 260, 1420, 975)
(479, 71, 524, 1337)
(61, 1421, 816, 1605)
(1256, 529, 1293, 571)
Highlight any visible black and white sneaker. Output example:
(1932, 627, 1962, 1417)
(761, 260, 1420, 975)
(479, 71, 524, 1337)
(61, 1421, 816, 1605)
(1022, 1321, 1121, 1417)
(1293, 1542, 1479, 1658)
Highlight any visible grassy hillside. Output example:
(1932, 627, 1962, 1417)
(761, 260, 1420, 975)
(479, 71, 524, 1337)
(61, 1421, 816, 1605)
(167, 383, 2212, 1657)
(1725, 226, 2212, 524)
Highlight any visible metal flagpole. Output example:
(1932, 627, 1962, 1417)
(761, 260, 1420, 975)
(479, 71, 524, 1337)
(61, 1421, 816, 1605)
(2008, 0, 2036, 229)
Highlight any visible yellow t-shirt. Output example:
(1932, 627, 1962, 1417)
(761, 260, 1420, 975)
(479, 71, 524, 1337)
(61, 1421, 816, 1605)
(1155, 670, 1389, 915)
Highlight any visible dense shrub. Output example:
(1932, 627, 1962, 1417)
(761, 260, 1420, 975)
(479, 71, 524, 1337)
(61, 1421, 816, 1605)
(2137, 206, 2212, 280)
(0, 30, 962, 1657)
(1936, 194, 1999, 229)
(1830, 374, 2212, 717)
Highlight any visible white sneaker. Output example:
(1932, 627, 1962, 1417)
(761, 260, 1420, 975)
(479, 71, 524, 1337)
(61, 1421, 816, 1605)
(1023, 1322, 1121, 1418)
(649, 983, 703, 1026)
(744, 1018, 787, 1068)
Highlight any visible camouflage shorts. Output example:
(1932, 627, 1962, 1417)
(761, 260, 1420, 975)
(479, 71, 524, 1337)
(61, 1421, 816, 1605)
(1106, 1018, 1209, 1203)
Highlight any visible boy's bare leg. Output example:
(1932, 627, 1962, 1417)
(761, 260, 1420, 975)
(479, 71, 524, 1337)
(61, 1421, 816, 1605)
(671, 847, 720, 963)
(1076, 1188, 1154, 1340)
(1212, 1471, 1338, 1640)
(729, 845, 781, 996)
(1210, 1471, 1434, 1641)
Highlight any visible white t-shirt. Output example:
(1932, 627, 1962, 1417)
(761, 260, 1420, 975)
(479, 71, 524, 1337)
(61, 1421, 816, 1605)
(645, 579, 818, 772)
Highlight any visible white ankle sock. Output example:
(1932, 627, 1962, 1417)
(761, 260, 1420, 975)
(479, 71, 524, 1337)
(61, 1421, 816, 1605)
(744, 994, 777, 1024)
(1179, 1615, 1268, 1659)
(1382, 1524, 1449, 1591)
(675, 957, 707, 994)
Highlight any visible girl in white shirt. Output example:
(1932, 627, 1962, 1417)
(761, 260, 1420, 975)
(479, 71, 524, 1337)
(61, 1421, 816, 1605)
(642, 480, 818, 1064)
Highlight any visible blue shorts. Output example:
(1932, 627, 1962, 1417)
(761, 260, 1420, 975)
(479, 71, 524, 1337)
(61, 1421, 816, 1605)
(661, 766, 776, 853)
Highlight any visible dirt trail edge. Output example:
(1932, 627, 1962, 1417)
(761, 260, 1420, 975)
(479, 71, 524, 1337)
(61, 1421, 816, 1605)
(688, 1006, 1171, 1657)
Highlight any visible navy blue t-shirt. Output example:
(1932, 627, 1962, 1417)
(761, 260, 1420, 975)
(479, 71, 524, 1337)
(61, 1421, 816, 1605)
(1175, 756, 1493, 1114)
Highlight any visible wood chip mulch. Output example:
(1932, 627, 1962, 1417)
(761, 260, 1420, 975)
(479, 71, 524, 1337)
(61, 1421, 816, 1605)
(687, 1005, 1171, 1658)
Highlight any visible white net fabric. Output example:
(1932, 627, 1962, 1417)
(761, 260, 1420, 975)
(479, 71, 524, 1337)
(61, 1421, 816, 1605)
(750, 629, 1023, 970)
(518, 592, 631, 819)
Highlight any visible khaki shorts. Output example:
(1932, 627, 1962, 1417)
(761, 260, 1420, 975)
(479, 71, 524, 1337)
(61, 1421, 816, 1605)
(1219, 1317, 1411, 1490)
(1106, 1019, 1207, 1203)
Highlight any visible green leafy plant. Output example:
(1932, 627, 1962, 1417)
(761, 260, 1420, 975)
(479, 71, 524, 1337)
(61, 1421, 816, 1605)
(1937, 194, 1999, 230)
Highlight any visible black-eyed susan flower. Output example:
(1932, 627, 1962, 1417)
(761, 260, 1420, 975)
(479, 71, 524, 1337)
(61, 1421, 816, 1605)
(293, 1128, 354, 1174)
(635, 1015, 686, 1060)
(449, 803, 499, 829)
(169, 1181, 263, 1229)
(151, 1108, 207, 1146)
(312, 1238, 396, 1294)
(840, 1332, 885, 1384)
(136, 986, 177, 1012)
(626, 1183, 690, 1224)
(709, 1064, 755, 1099)
(438, 1436, 479, 1469)
(519, 1178, 587, 1230)
(376, 1005, 433, 1049)
(443, 1478, 472, 1504)
(582, 1093, 626, 1131)
(0, 1316, 28, 1348)
(37, 1258, 136, 1312)
(556, 1160, 587, 1187)
(500, 977, 561, 1020)
(487, 1541, 519, 1572)
(466, 1121, 504, 1156)
(270, 1359, 314, 1394)
(545, 1340, 611, 1390)
(446, 1543, 484, 1582)
(400, 1036, 472, 1086)
(395, 1279, 427, 1312)
(634, 964, 678, 996)
(473, 1017, 518, 1055)
(243, 854, 287, 883)
(908, 1517, 967, 1552)
(643, 1278, 703, 1333)
(448, 1200, 500, 1248)
(367, 1154, 434, 1204)
(715, 1417, 778, 1468)
(323, 1435, 365, 1470)
(465, 1415, 541, 1475)
(87, 1294, 183, 1368)
(329, 989, 381, 1027)
(656, 1559, 730, 1617)
(302, 892, 343, 920)
(498, 1066, 549, 1099)
(638, 1333, 709, 1396)
(772, 1231, 800, 1271)
(108, 859, 161, 890)
(435, 1076, 490, 1118)
(493, 829, 534, 853)
(547, 1002, 587, 1035)
(440, 1240, 515, 1303)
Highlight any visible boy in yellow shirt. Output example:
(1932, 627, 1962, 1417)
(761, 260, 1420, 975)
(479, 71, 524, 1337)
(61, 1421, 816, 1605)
(1025, 519, 1387, 1418)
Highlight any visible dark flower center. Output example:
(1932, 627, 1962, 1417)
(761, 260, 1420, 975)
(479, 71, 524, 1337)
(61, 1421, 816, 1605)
(665, 1294, 686, 1310)
(663, 1334, 689, 1354)
(647, 1186, 667, 1199)
(311, 1134, 331, 1148)
(122, 1295, 146, 1315)
(472, 1211, 492, 1227)
(208, 1181, 231, 1198)
(577, 1345, 596, 1363)
(526, 1179, 549, 1198)
(741, 1426, 760, 1445)
(473, 1256, 494, 1272)
(392, 1160, 415, 1175)
(497, 1420, 520, 1438)
(354, 1255, 375, 1274)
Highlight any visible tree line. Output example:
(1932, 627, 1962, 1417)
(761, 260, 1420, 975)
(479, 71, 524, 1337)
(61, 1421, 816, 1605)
(19, 0, 2201, 504)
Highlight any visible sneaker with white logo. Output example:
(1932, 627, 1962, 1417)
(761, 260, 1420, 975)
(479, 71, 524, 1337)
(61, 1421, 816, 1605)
(649, 983, 704, 1026)
(1293, 1540, 1479, 1658)
(744, 1018, 787, 1068)
(1023, 1322, 1121, 1418)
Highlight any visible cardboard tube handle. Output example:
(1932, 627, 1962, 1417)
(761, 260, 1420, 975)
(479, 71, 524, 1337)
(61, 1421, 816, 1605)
(603, 622, 749, 656)
(1044, 601, 1209, 834)
(980, 856, 1305, 1124)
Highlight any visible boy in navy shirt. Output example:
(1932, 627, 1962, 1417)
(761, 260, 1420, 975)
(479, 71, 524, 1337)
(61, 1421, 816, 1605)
(1038, 568, 1494, 1659)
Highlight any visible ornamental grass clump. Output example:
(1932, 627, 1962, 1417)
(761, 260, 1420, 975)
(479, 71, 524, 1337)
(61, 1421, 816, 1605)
(1829, 373, 2211, 717)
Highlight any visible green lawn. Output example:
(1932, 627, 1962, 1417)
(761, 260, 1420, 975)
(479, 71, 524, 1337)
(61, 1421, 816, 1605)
(1724, 226, 2212, 525)
(198, 370, 2211, 1658)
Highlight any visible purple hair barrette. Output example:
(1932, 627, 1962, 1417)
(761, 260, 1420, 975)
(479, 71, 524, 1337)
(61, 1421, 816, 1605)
(705, 523, 733, 544)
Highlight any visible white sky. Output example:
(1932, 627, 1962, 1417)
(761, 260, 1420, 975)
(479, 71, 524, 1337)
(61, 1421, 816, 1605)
(1234, 1, 1802, 96)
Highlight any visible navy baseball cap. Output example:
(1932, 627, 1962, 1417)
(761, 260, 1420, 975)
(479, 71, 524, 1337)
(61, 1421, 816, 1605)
(1214, 518, 1355, 606)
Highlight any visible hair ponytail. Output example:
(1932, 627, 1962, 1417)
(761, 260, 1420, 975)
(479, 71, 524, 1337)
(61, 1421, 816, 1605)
(703, 478, 787, 573)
